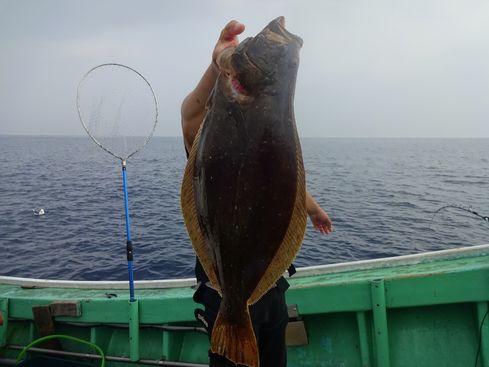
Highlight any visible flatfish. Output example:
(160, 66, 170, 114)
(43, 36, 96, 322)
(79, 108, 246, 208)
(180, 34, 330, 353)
(181, 16, 306, 367)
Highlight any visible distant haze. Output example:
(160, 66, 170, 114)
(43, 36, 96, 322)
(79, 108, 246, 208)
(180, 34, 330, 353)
(1, 0, 488, 138)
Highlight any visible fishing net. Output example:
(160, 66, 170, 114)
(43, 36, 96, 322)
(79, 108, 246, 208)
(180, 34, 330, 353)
(76, 63, 158, 303)
(76, 63, 158, 161)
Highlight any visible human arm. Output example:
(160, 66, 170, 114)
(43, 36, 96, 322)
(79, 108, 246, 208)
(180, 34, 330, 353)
(181, 20, 245, 152)
(306, 191, 333, 235)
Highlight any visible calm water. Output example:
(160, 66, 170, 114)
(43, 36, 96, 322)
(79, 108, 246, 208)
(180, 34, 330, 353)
(1, 136, 488, 280)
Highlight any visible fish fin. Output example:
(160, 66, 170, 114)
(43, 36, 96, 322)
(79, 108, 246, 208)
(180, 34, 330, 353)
(211, 308, 259, 367)
(249, 132, 307, 304)
(181, 123, 221, 294)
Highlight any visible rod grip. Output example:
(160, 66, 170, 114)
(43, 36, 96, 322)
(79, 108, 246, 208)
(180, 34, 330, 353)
(126, 240, 134, 261)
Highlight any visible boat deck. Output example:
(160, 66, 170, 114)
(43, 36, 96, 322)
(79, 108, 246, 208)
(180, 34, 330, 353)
(1, 244, 489, 366)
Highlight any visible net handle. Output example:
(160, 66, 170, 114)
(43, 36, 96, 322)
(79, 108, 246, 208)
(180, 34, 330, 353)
(76, 63, 159, 161)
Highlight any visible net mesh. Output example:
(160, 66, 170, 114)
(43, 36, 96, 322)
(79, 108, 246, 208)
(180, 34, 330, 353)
(76, 63, 158, 161)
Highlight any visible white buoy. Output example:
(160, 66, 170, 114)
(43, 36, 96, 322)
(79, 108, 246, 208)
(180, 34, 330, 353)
(33, 208, 45, 216)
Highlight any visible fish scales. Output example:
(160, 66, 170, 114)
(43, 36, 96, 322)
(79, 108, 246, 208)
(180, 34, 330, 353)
(181, 17, 306, 367)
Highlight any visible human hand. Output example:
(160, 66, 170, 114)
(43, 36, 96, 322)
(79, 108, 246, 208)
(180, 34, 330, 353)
(309, 206, 333, 235)
(306, 192, 333, 235)
(212, 20, 245, 69)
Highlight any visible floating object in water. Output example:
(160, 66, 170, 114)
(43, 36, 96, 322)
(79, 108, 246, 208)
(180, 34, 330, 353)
(181, 16, 306, 367)
(32, 208, 45, 216)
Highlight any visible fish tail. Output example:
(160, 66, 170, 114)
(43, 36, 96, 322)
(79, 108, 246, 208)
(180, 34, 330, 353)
(211, 307, 259, 367)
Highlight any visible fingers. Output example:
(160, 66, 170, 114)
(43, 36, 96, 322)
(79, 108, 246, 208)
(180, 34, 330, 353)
(220, 20, 245, 42)
(314, 222, 333, 235)
(213, 20, 245, 69)
(315, 224, 327, 235)
(309, 209, 333, 235)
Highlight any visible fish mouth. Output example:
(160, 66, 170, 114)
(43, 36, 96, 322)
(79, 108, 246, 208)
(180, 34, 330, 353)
(231, 77, 250, 96)
(233, 16, 302, 82)
(277, 16, 285, 27)
(223, 72, 254, 104)
(219, 16, 302, 103)
(268, 16, 303, 47)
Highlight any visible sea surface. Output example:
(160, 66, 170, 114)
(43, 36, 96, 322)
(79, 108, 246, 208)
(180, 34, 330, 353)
(1, 136, 488, 280)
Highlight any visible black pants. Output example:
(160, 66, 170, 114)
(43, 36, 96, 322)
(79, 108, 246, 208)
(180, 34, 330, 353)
(193, 281, 289, 367)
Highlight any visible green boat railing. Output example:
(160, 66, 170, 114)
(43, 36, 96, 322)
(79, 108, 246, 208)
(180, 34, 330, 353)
(1, 243, 489, 366)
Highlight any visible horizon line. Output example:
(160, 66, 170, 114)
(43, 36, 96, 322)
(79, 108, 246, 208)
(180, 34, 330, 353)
(1, 133, 489, 139)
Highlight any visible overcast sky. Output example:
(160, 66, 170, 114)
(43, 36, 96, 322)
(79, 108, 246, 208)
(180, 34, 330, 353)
(1, 0, 488, 138)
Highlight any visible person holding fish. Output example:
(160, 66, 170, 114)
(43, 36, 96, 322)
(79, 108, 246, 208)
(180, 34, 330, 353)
(181, 18, 332, 367)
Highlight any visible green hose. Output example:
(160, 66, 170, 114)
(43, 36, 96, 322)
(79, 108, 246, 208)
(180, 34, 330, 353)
(15, 334, 105, 367)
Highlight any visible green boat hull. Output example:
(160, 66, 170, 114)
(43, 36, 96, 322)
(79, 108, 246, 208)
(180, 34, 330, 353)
(1, 244, 489, 366)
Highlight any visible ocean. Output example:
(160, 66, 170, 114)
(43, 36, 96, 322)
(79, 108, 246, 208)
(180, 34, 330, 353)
(1, 136, 488, 280)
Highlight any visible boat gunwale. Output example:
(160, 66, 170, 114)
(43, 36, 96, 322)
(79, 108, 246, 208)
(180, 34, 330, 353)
(1, 243, 488, 289)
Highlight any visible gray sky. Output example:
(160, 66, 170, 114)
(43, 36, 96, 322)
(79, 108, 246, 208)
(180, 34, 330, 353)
(1, 0, 488, 138)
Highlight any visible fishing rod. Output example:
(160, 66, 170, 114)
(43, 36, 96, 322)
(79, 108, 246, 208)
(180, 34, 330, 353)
(429, 204, 489, 229)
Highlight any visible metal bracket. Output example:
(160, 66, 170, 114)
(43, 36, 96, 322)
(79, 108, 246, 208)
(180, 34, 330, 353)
(286, 304, 308, 346)
(49, 301, 81, 317)
(32, 305, 62, 350)
(31, 301, 81, 350)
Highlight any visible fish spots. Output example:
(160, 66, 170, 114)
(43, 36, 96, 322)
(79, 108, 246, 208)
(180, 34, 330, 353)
(184, 17, 305, 366)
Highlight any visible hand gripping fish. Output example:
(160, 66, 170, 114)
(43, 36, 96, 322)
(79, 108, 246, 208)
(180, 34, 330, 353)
(181, 17, 306, 367)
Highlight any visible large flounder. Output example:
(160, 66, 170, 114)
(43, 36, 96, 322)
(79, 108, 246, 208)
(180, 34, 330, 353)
(181, 17, 306, 367)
